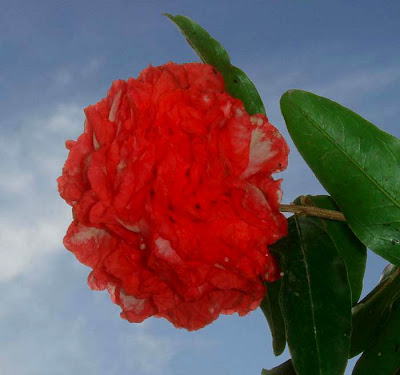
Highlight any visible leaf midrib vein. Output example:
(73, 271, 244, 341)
(293, 104, 400, 210)
(294, 216, 323, 375)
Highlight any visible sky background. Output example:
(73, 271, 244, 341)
(1, 1, 399, 374)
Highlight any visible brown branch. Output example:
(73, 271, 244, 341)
(279, 204, 346, 222)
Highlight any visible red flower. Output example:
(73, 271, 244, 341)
(58, 62, 289, 330)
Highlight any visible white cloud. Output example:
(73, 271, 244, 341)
(308, 66, 400, 100)
(251, 55, 400, 108)
(0, 316, 100, 375)
(44, 103, 84, 134)
(0, 169, 34, 194)
(0, 215, 69, 281)
(52, 69, 74, 87)
(81, 58, 102, 78)
(51, 58, 102, 89)
(0, 103, 84, 282)
(118, 328, 178, 374)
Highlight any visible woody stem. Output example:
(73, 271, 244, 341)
(279, 204, 346, 222)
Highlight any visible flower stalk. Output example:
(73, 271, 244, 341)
(279, 204, 346, 222)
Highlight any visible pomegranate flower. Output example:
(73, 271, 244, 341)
(57, 62, 289, 330)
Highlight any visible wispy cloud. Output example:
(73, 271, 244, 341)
(0, 220, 66, 281)
(0, 103, 84, 281)
(51, 58, 102, 89)
(117, 325, 179, 375)
(307, 66, 400, 100)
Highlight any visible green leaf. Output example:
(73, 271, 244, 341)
(350, 267, 400, 357)
(280, 90, 400, 266)
(262, 360, 296, 375)
(352, 298, 400, 375)
(260, 279, 286, 356)
(165, 13, 266, 115)
(293, 195, 367, 305)
(272, 216, 352, 375)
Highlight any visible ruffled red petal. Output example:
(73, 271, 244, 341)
(58, 62, 289, 330)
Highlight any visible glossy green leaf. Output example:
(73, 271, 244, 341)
(262, 360, 296, 375)
(352, 298, 400, 374)
(272, 215, 352, 375)
(350, 267, 400, 357)
(165, 13, 266, 115)
(260, 279, 286, 356)
(293, 195, 367, 305)
(280, 90, 400, 265)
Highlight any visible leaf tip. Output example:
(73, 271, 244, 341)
(280, 90, 312, 119)
(163, 12, 174, 20)
(280, 89, 301, 103)
(280, 90, 294, 111)
(273, 345, 285, 357)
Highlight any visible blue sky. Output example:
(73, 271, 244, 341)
(1, 1, 399, 374)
